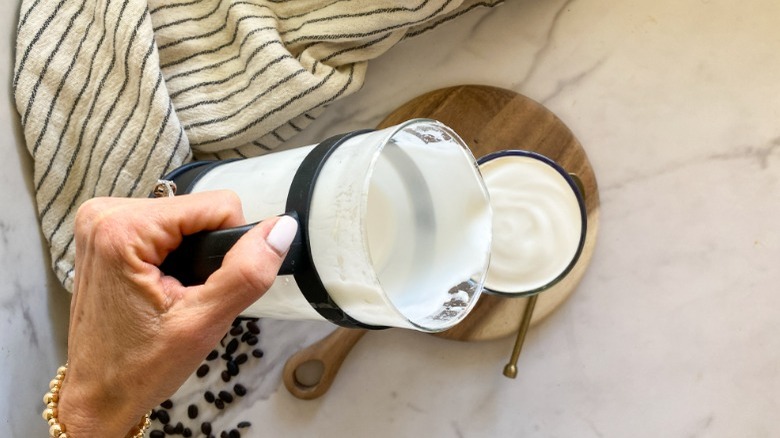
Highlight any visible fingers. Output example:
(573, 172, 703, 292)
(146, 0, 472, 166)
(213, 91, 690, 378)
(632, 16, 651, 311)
(76, 190, 245, 237)
(74, 193, 297, 321)
(76, 191, 246, 266)
(144, 191, 248, 265)
(192, 215, 298, 317)
(265, 215, 299, 256)
(151, 190, 246, 236)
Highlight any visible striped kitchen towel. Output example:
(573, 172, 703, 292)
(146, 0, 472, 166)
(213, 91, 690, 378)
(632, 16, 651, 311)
(14, 0, 501, 291)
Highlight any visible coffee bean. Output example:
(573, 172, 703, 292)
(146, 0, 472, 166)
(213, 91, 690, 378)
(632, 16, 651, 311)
(221, 352, 233, 361)
(227, 360, 239, 376)
(251, 349, 264, 358)
(229, 429, 241, 438)
(183, 427, 193, 437)
(201, 422, 213, 435)
(237, 421, 251, 428)
(221, 370, 231, 382)
(247, 320, 260, 334)
(149, 409, 158, 421)
(231, 318, 241, 327)
(246, 336, 258, 346)
(188, 404, 198, 419)
(230, 325, 244, 336)
(219, 390, 234, 403)
(220, 431, 229, 438)
(240, 332, 252, 342)
(163, 423, 176, 434)
(160, 399, 173, 409)
(234, 384, 247, 396)
(207, 350, 219, 361)
(197, 364, 210, 378)
(149, 430, 165, 438)
(174, 422, 184, 434)
(204, 391, 215, 403)
(235, 353, 248, 365)
(226, 338, 239, 355)
(156, 409, 170, 424)
(215, 398, 225, 410)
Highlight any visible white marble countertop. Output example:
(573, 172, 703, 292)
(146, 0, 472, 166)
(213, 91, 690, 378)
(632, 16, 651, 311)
(3, 0, 780, 436)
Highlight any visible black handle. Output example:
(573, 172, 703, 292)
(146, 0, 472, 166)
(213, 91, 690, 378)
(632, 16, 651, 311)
(159, 212, 302, 286)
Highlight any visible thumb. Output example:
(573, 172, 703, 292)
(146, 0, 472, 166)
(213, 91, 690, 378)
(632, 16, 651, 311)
(196, 215, 299, 316)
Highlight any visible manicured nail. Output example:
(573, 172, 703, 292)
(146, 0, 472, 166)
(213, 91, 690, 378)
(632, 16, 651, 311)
(266, 215, 298, 255)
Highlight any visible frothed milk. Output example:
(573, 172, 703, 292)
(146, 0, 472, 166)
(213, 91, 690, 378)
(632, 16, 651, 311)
(479, 154, 584, 293)
(188, 120, 492, 331)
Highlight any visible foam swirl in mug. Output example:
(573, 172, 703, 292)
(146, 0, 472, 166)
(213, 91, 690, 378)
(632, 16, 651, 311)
(479, 153, 584, 294)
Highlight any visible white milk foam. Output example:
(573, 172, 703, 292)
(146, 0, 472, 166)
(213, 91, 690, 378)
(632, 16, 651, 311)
(308, 126, 491, 331)
(479, 155, 583, 293)
(189, 121, 491, 331)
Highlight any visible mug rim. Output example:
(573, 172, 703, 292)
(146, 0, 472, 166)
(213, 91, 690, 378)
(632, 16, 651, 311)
(477, 150, 588, 297)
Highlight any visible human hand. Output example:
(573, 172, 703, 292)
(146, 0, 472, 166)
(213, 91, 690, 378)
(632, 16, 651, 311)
(56, 191, 297, 437)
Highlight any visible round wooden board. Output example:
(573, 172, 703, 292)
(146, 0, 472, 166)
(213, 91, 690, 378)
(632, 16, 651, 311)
(377, 85, 600, 342)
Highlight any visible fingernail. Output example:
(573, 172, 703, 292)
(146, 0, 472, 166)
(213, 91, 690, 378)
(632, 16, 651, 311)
(267, 215, 298, 255)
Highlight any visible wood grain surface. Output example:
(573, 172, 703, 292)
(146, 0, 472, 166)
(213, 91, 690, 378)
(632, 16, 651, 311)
(283, 85, 601, 399)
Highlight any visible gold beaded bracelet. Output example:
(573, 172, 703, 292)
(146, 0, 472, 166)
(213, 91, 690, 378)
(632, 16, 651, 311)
(42, 363, 151, 438)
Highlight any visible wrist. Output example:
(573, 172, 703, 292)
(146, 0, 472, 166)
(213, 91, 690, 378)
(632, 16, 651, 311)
(46, 364, 150, 438)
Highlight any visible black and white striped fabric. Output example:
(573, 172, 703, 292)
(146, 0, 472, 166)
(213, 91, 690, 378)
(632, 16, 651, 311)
(14, 0, 501, 291)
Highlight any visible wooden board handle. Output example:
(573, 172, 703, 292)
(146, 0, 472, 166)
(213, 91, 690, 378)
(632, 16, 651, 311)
(283, 328, 368, 400)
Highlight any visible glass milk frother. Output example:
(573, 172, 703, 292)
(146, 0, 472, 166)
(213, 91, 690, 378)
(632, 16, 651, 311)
(156, 119, 493, 333)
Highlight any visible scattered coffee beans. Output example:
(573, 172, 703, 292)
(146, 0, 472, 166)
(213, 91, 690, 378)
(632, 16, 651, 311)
(219, 390, 234, 403)
(151, 318, 262, 436)
(226, 338, 239, 355)
(227, 360, 239, 376)
(196, 364, 210, 378)
(156, 410, 170, 424)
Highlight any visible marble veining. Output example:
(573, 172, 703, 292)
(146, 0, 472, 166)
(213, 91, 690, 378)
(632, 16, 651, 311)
(511, 0, 580, 91)
(4, 0, 780, 436)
